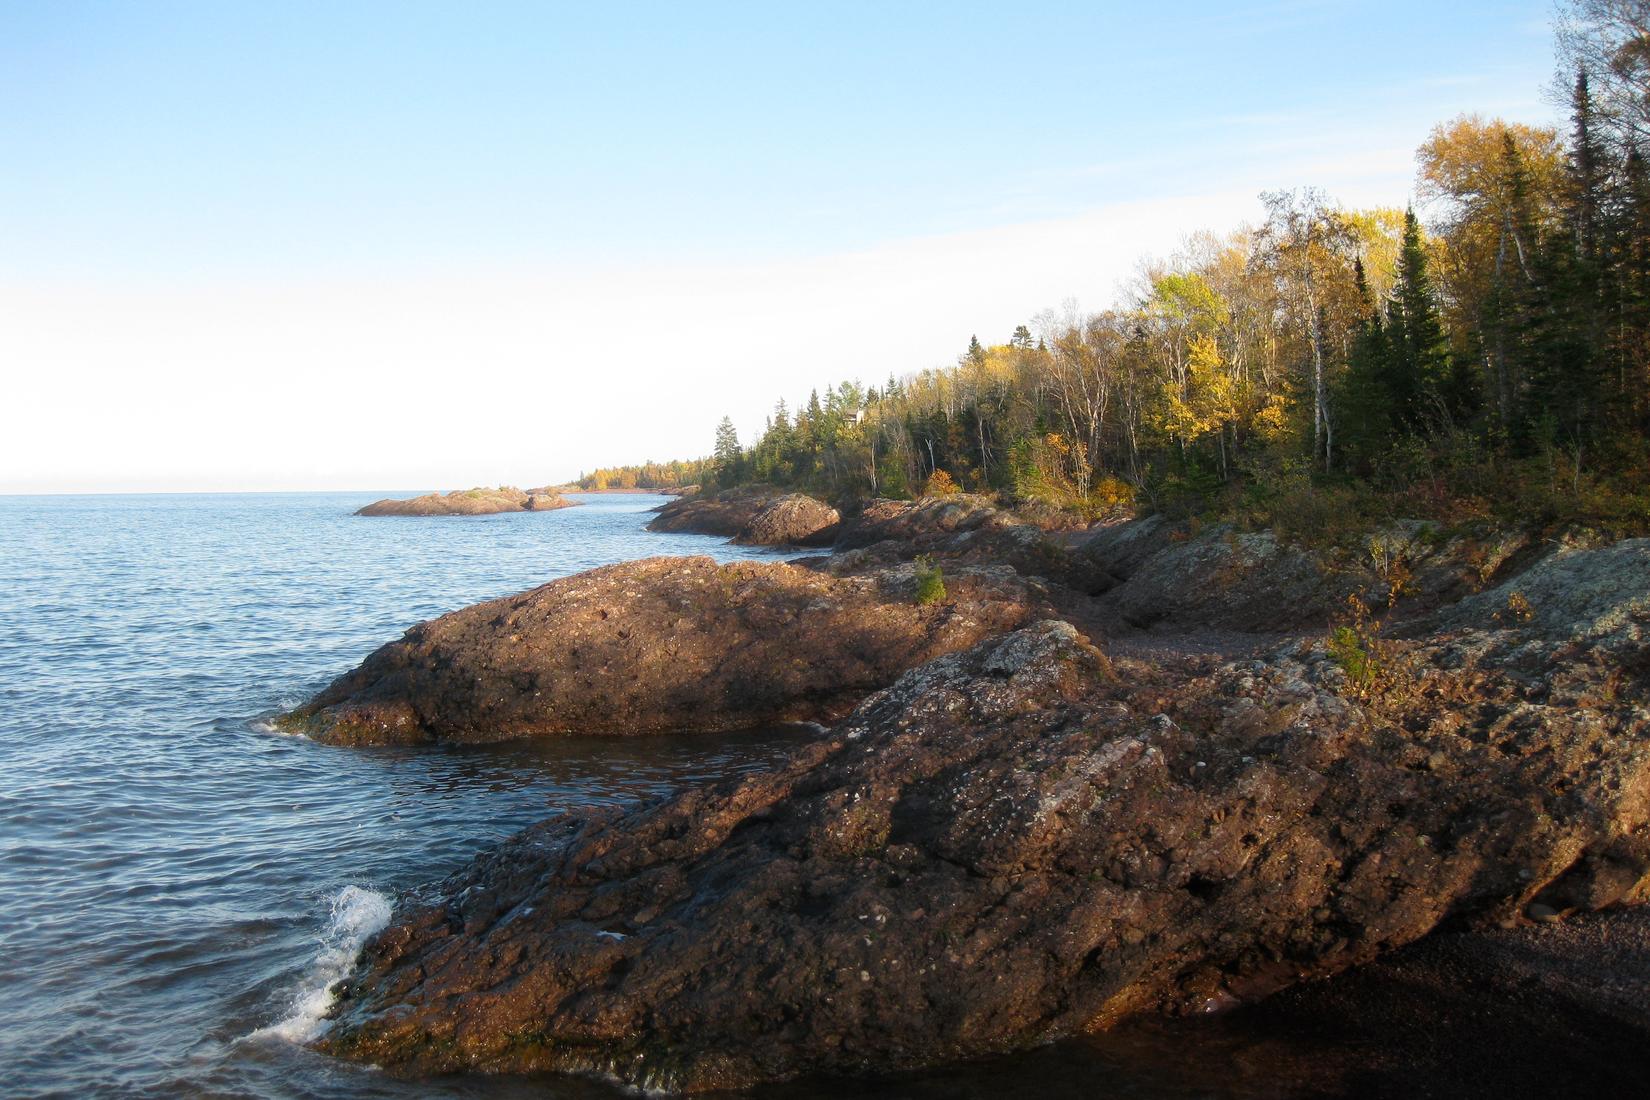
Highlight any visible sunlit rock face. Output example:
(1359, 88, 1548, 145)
(317, 558, 1650, 1091)
(279, 555, 1047, 745)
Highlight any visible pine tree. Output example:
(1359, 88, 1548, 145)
(1010, 324, 1034, 350)
(1524, 78, 1615, 452)
(712, 416, 741, 484)
(1337, 258, 1394, 469)
(1570, 69, 1606, 262)
(1617, 149, 1650, 429)
(966, 335, 985, 364)
(1485, 134, 1550, 443)
(1384, 209, 1451, 432)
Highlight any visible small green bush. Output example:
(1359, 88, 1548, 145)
(914, 555, 947, 605)
(1328, 625, 1375, 689)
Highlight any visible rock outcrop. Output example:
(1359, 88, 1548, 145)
(1228, 904, 1650, 1096)
(318, 549, 1650, 1091)
(1076, 517, 1546, 633)
(645, 487, 781, 537)
(734, 493, 842, 547)
(356, 487, 574, 517)
(825, 496, 1097, 590)
(279, 556, 1046, 745)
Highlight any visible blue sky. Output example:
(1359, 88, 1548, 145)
(2, 1, 1560, 491)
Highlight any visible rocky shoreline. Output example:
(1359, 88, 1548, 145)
(279, 556, 1046, 744)
(356, 486, 575, 516)
(287, 489, 1650, 1093)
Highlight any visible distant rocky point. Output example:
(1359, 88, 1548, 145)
(355, 487, 575, 517)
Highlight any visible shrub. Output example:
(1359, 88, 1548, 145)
(1092, 475, 1136, 514)
(1494, 590, 1535, 625)
(914, 555, 947, 605)
(923, 470, 961, 497)
(1326, 593, 1415, 707)
(1328, 625, 1375, 690)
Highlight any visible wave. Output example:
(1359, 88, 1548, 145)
(247, 717, 300, 738)
(253, 885, 392, 1044)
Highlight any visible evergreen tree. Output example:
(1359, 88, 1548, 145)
(1569, 69, 1606, 262)
(1616, 148, 1650, 429)
(712, 416, 741, 483)
(966, 335, 985, 364)
(1524, 80, 1616, 452)
(1484, 133, 1551, 443)
(1337, 258, 1394, 469)
(1010, 324, 1034, 349)
(1384, 209, 1451, 432)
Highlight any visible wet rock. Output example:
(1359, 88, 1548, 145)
(735, 494, 841, 547)
(1222, 906, 1650, 1096)
(317, 606, 1650, 1090)
(356, 487, 574, 517)
(279, 556, 1046, 745)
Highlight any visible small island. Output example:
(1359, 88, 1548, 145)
(355, 486, 576, 517)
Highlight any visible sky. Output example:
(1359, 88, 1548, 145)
(1, 0, 1563, 493)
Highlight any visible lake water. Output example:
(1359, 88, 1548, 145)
(0, 492, 828, 1099)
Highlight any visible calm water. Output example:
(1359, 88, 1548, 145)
(0, 492, 822, 1099)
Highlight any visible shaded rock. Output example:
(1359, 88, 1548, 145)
(735, 494, 842, 547)
(646, 487, 781, 537)
(1228, 905, 1650, 1096)
(1076, 517, 1545, 634)
(356, 487, 573, 517)
(1095, 526, 1342, 632)
(1423, 537, 1647, 645)
(279, 556, 1046, 745)
(833, 495, 1020, 551)
(826, 496, 1102, 590)
(1074, 514, 1178, 589)
(317, 607, 1650, 1090)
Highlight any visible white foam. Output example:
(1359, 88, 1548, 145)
(253, 885, 393, 1043)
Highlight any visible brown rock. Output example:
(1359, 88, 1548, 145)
(833, 494, 1019, 550)
(356, 487, 574, 517)
(316, 596, 1650, 1090)
(735, 494, 841, 547)
(646, 487, 781, 537)
(279, 556, 1046, 745)
(828, 495, 1102, 591)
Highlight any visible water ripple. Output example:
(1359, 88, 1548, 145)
(0, 491, 814, 1099)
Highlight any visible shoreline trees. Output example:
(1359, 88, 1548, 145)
(654, 4, 1650, 531)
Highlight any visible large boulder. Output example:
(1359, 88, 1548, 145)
(278, 556, 1046, 745)
(734, 493, 841, 547)
(317, 593, 1650, 1090)
(1095, 526, 1342, 632)
(356, 487, 572, 517)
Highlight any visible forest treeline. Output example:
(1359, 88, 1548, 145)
(576, 458, 711, 491)
(601, 3, 1650, 535)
